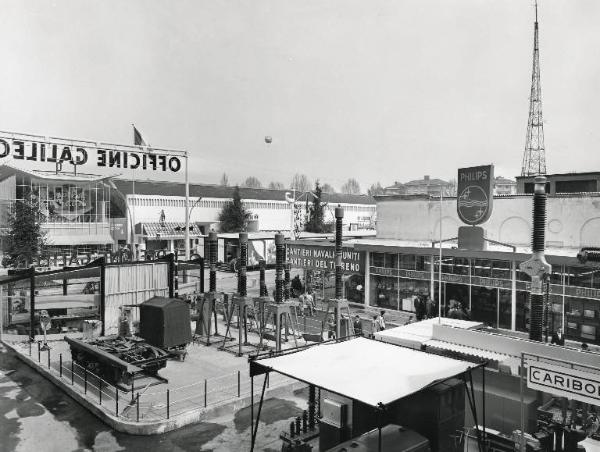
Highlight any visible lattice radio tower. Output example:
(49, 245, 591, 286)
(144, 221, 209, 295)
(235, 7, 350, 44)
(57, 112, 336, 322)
(521, 1, 547, 176)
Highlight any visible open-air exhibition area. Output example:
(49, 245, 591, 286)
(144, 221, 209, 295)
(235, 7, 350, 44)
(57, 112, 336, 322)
(2, 1, 600, 451)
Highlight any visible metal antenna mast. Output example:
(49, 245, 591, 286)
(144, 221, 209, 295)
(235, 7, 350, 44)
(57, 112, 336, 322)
(521, 0, 547, 176)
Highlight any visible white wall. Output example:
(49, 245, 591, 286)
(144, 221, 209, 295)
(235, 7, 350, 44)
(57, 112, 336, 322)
(128, 194, 376, 232)
(376, 195, 600, 248)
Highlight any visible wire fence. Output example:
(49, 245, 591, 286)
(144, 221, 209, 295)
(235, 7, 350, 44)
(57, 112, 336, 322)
(20, 340, 295, 423)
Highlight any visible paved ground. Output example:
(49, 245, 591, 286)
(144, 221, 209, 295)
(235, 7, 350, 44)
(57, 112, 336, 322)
(0, 342, 310, 452)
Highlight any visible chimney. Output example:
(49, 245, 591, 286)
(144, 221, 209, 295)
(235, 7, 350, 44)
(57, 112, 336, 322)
(424, 175, 430, 182)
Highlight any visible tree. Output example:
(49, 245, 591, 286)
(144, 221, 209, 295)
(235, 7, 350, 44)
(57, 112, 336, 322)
(268, 181, 285, 190)
(7, 191, 47, 267)
(445, 178, 458, 197)
(340, 178, 361, 195)
(321, 183, 336, 193)
(242, 176, 262, 189)
(367, 182, 385, 196)
(219, 173, 229, 186)
(218, 186, 251, 232)
(290, 173, 312, 192)
(305, 181, 332, 233)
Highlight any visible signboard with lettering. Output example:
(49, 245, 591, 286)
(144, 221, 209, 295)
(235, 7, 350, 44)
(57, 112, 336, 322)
(0, 134, 183, 173)
(527, 362, 600, 405)
(288, 244, 364, 274)
(457, 165, 494, 225)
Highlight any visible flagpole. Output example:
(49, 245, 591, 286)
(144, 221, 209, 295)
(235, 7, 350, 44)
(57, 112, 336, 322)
(184, 152, 190, 261)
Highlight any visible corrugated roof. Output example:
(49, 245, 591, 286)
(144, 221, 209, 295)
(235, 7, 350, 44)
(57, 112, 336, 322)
(112, 179, 375, 205)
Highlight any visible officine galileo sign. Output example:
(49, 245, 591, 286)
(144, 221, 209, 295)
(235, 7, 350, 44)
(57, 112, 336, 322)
(0, 136, 182, 172)
(457, 164, 494, 226)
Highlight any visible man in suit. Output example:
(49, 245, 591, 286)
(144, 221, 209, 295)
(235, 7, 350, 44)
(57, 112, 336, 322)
(551, 327, 565, 345)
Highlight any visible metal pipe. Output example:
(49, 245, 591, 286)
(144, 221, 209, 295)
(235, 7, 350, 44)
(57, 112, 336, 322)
(184, 153, 190, 260)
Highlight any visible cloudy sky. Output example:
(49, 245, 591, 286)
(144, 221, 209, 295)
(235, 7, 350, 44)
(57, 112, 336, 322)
(1, 0, 599, 191)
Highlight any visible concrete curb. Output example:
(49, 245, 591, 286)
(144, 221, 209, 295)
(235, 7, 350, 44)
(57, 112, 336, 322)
(2, 339, 305, 435)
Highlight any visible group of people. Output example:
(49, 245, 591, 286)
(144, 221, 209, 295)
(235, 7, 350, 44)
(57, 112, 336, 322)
(414, 295, 436, 321)
(347, 310, 386, 338)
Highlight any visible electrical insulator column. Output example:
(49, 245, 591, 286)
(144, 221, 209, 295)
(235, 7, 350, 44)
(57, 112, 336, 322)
(519, 176, 551, 342)
(259, 259, 268, 296)
(335, 206, 344, 299)
(275, 233, 285, 304)
(238, 233, 248, 297)
(209, 232, 217, 293)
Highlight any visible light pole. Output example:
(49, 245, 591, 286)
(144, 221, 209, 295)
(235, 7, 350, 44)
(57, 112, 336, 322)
(438, 189, 443, 323)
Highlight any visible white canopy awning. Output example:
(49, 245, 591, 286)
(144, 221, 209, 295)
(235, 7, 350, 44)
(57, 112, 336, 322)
(253, 337, 475, 407)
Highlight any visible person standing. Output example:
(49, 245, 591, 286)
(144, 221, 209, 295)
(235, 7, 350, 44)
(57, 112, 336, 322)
(377, 310, 386, 331)
(353, 315, 363, 336)
(551, 327, 565, 345)
(371, 315, 380, 337)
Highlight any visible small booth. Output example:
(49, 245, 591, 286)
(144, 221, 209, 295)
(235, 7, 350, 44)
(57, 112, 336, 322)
(139, 296, 192, 349)
(249, 337, 487, 452)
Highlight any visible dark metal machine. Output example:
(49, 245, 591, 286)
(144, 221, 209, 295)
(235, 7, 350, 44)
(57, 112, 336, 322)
(65, 335, 169, 386)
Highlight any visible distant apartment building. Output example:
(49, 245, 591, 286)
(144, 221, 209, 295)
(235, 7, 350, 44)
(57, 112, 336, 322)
(384, 175, 454, 197)
(493, 176, 517, 195)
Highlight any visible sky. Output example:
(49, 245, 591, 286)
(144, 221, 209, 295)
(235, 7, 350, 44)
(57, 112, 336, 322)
(1, 0, 599, 192)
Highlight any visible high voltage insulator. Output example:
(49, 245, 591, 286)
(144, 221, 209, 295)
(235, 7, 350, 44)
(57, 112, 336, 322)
(208, 231, 218, 292)
(335, 206, 344, 299)
(238, 233, 248, 296)
(275, 233, 284, 304)
(259, 259, 268, 296)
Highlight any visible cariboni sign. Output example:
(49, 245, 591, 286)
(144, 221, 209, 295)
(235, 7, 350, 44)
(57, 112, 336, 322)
(527, 361, 600, 405)
(0, 131, 184, 173)
(457, 165, 494, 226)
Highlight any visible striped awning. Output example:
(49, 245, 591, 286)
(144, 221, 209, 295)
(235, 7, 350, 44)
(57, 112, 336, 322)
(139, 222, 206, 239)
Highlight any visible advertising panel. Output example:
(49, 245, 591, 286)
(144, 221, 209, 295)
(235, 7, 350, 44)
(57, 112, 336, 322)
(287, 244, 364, 274)
(527, 361, 600, 405)
(0, 133, 183, 173)
(457, 165, 494, 225)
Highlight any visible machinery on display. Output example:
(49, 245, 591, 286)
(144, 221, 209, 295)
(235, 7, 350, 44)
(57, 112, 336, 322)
(194, 231, 228, 346)
(319, 207, 354, 340)
(66, 296, 192, 387)
(65, 335, 169, 387)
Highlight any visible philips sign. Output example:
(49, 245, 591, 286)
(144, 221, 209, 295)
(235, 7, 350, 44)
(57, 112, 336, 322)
(457, 165, 494, 226)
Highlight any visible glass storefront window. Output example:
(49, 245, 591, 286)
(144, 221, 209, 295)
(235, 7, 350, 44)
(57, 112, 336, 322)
(371, 275, 400, 310)
(472, 259, 491, 277)
(398, 254, 415, 270)
(491, 260, 511, 280)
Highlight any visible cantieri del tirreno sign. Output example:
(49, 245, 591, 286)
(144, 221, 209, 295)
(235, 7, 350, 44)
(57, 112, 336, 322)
(527, 361, 600, 405)
(0, 132, 184, 173)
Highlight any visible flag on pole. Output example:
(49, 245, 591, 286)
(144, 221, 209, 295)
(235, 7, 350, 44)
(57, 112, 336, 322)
(133, 125, 147, 147)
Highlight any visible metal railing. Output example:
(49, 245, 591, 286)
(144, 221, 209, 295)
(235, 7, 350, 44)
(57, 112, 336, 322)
(21, 341, 295, 423)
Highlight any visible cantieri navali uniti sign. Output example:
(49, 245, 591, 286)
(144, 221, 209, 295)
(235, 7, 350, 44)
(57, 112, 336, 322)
(0, 133, 183, 172)
(527, 361, 600, 405)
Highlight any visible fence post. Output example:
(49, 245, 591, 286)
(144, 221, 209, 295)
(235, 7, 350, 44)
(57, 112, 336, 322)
(84, 368, 88, 394)
(47, 349, 50, 369)
(116, 388, 119, 417)
(204, 379, 207, 407)
(59, 354, 62, 378)
(136, 393, 140, 422)
(99, 379, 102, 405)
(237, 371, 241, 398)
(131, 380, 135, 401)
(37, 341, 41, 362)
(167, 389, 170, 420)
(71, 361, 74, 385)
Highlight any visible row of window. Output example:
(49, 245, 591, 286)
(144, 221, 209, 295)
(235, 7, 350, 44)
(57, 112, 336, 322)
(129, 196, 376, 213)
(370, 252, 600, 289)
